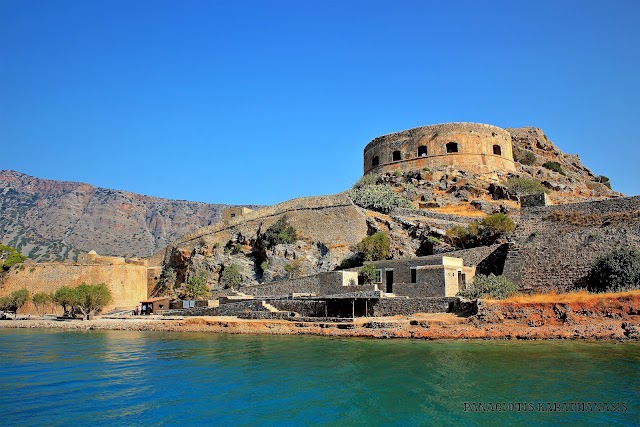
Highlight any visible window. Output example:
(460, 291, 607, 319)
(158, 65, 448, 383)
(374, 269, 382, 283)
(418, 146, 428, 157)
(372, 156, 379, 167)
(392, 151, 401, 161)
(411, 268, 417, 283)
(446, 142, 458, 153)
(493, 145, 502, 155)
(230, 213, 236, 218)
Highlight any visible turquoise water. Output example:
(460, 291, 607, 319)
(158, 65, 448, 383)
(0, 330, 638, 426)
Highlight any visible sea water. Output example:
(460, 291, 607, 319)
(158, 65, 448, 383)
(0, 329, 637, 426)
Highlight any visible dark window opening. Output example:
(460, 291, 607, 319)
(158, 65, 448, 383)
(372, 156, 379, 167)
(230, 213, 236, 218)
(446, 142, 458, 153)
(411, 268, 417, 283)
(418, 146, 428, 157)
(392, 151, 401, 161)
(493, 145, 502, 155)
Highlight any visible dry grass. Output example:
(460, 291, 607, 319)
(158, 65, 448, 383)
(428, 204, 487, 217)
(497, 289, 640, 304)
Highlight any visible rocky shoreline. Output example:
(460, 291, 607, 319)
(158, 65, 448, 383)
(2, 292, 638, 340)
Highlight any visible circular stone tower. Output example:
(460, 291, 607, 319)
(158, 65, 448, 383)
(363, 122, 516, 175)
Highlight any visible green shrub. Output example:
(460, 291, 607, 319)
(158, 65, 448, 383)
(427, 236, 440, 245)
(352, 173, 379, 189)
(356, 232, 390, 261)
(360, 263, 378, 284)
(393, 170, 403, 178)
(458, 274, 518, 300)
(284, 259, 303, 279)
(481, 213, 516, 234)
(542, 161, 565, 175)
(260, 216, 297, 248)
(0, 245, 26, 270)
(587, 248, 640, 293)
(182, 275, 209, 300)
(513, 148, 536, 165)
(595, 175, 611, 189)
(221, 264, 241, 290)
(506, 177, 547, 195)
(347, 184, 413, 213)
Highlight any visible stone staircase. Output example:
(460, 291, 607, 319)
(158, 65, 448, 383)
(261, 301, 282, 313)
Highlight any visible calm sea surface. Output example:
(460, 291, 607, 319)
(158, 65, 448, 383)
(0, 329, 638, 426)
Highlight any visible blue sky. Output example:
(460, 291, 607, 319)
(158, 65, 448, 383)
(1, 0, 639, 205)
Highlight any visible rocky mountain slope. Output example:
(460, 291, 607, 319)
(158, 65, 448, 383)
(0, 170, 258, 261)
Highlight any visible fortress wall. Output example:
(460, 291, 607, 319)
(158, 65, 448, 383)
(0, 263, 148, 315)
(503, 196, 640, 292)
(364, 123, 515, 175)
(167, 194, 368, 265)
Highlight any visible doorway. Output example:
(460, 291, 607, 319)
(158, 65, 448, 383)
(386, 270, 394, 293)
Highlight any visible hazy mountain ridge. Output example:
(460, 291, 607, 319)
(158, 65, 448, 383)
(0, 170, 258, 261)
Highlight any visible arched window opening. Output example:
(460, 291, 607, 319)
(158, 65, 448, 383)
(493, 145, 502, 155)
(372, 156, 379, 167)
(392, 151, 401, 161)
(418, 146, 428, 157)
(446, 142, 458, 153)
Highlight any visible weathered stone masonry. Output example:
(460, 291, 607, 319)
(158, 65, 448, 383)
(364, 122, 516, 175)
(504, 196, 640, 292)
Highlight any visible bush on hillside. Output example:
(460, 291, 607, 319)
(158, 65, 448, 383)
(542, 161, 566, 175)
(587, 248, 640, 293)
(220, 264, 241, 290)
(259, 216, 297, 248)
(356, 232, 390, 261)
(513, 148, 536, 166)
(595, 175, 611, 189)
(446, 214, 515, 248)
(352, 173, 379, 189)
(458, 274, 518, 300)
(347, 184, 413, 213)
(506, 177, 547, 195)
(0, 245, 26, 270)
(481, 213, 516, 234)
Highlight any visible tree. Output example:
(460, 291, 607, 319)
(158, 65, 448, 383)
(32, 292, 52, 316)
(183, 274, 210, 300)
(260, 216, 297, 248)
(587, 248, 640, 293)
(220, 264, 241, 290)
(153, 266, 177, 297)
(0, 245, 26, 270)
(542, 161, 565, 175)
(53, 286, 79, 317)
(0, 289, 30, 314)
(74, 283, 111, 319)
(360, 263, 378, 285)
(458, 274, 518, 300)
(481, 213, 516, 234)
(356, 232, 390, 261)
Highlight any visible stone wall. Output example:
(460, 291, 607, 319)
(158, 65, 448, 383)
(370, 297, 458, 316)
(269, 299, 327, 317)
(364, 123, 516, 175)
(0, 262, 148, 314)
(504, 196, 640, 292)
(241, 271, 368, 298)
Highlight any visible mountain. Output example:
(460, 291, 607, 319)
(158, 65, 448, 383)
(0, 170, 258, 261)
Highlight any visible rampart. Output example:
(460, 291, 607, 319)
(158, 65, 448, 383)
(364, 123, 516, 175)
(503, 196, 640, 292)
(0, 262, 148, 315)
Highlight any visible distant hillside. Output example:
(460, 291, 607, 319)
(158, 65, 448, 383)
(0, 170, 259, 261)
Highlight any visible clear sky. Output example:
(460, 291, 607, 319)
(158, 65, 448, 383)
(1, 0, 639, 205)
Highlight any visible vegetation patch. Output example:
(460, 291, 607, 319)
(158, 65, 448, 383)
(458, 274, 518, 300)
(513, 148, 536, 165)
(347, 184, 413, 213)
(356, 232, 390, 261)
(587, 248, 640, 293)
(446, 213, 515, 248)
(542, 161, 566, 175)
(259, 216, 297, 248)
(506, 177, 547, 195)
(0, 245, 26, 271)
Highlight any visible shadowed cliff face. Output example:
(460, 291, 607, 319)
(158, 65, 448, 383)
(0, 170, 257, 261)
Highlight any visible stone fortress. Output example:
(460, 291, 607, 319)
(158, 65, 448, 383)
(364, 122, 516, 176)
(2, 121, 637, 320)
